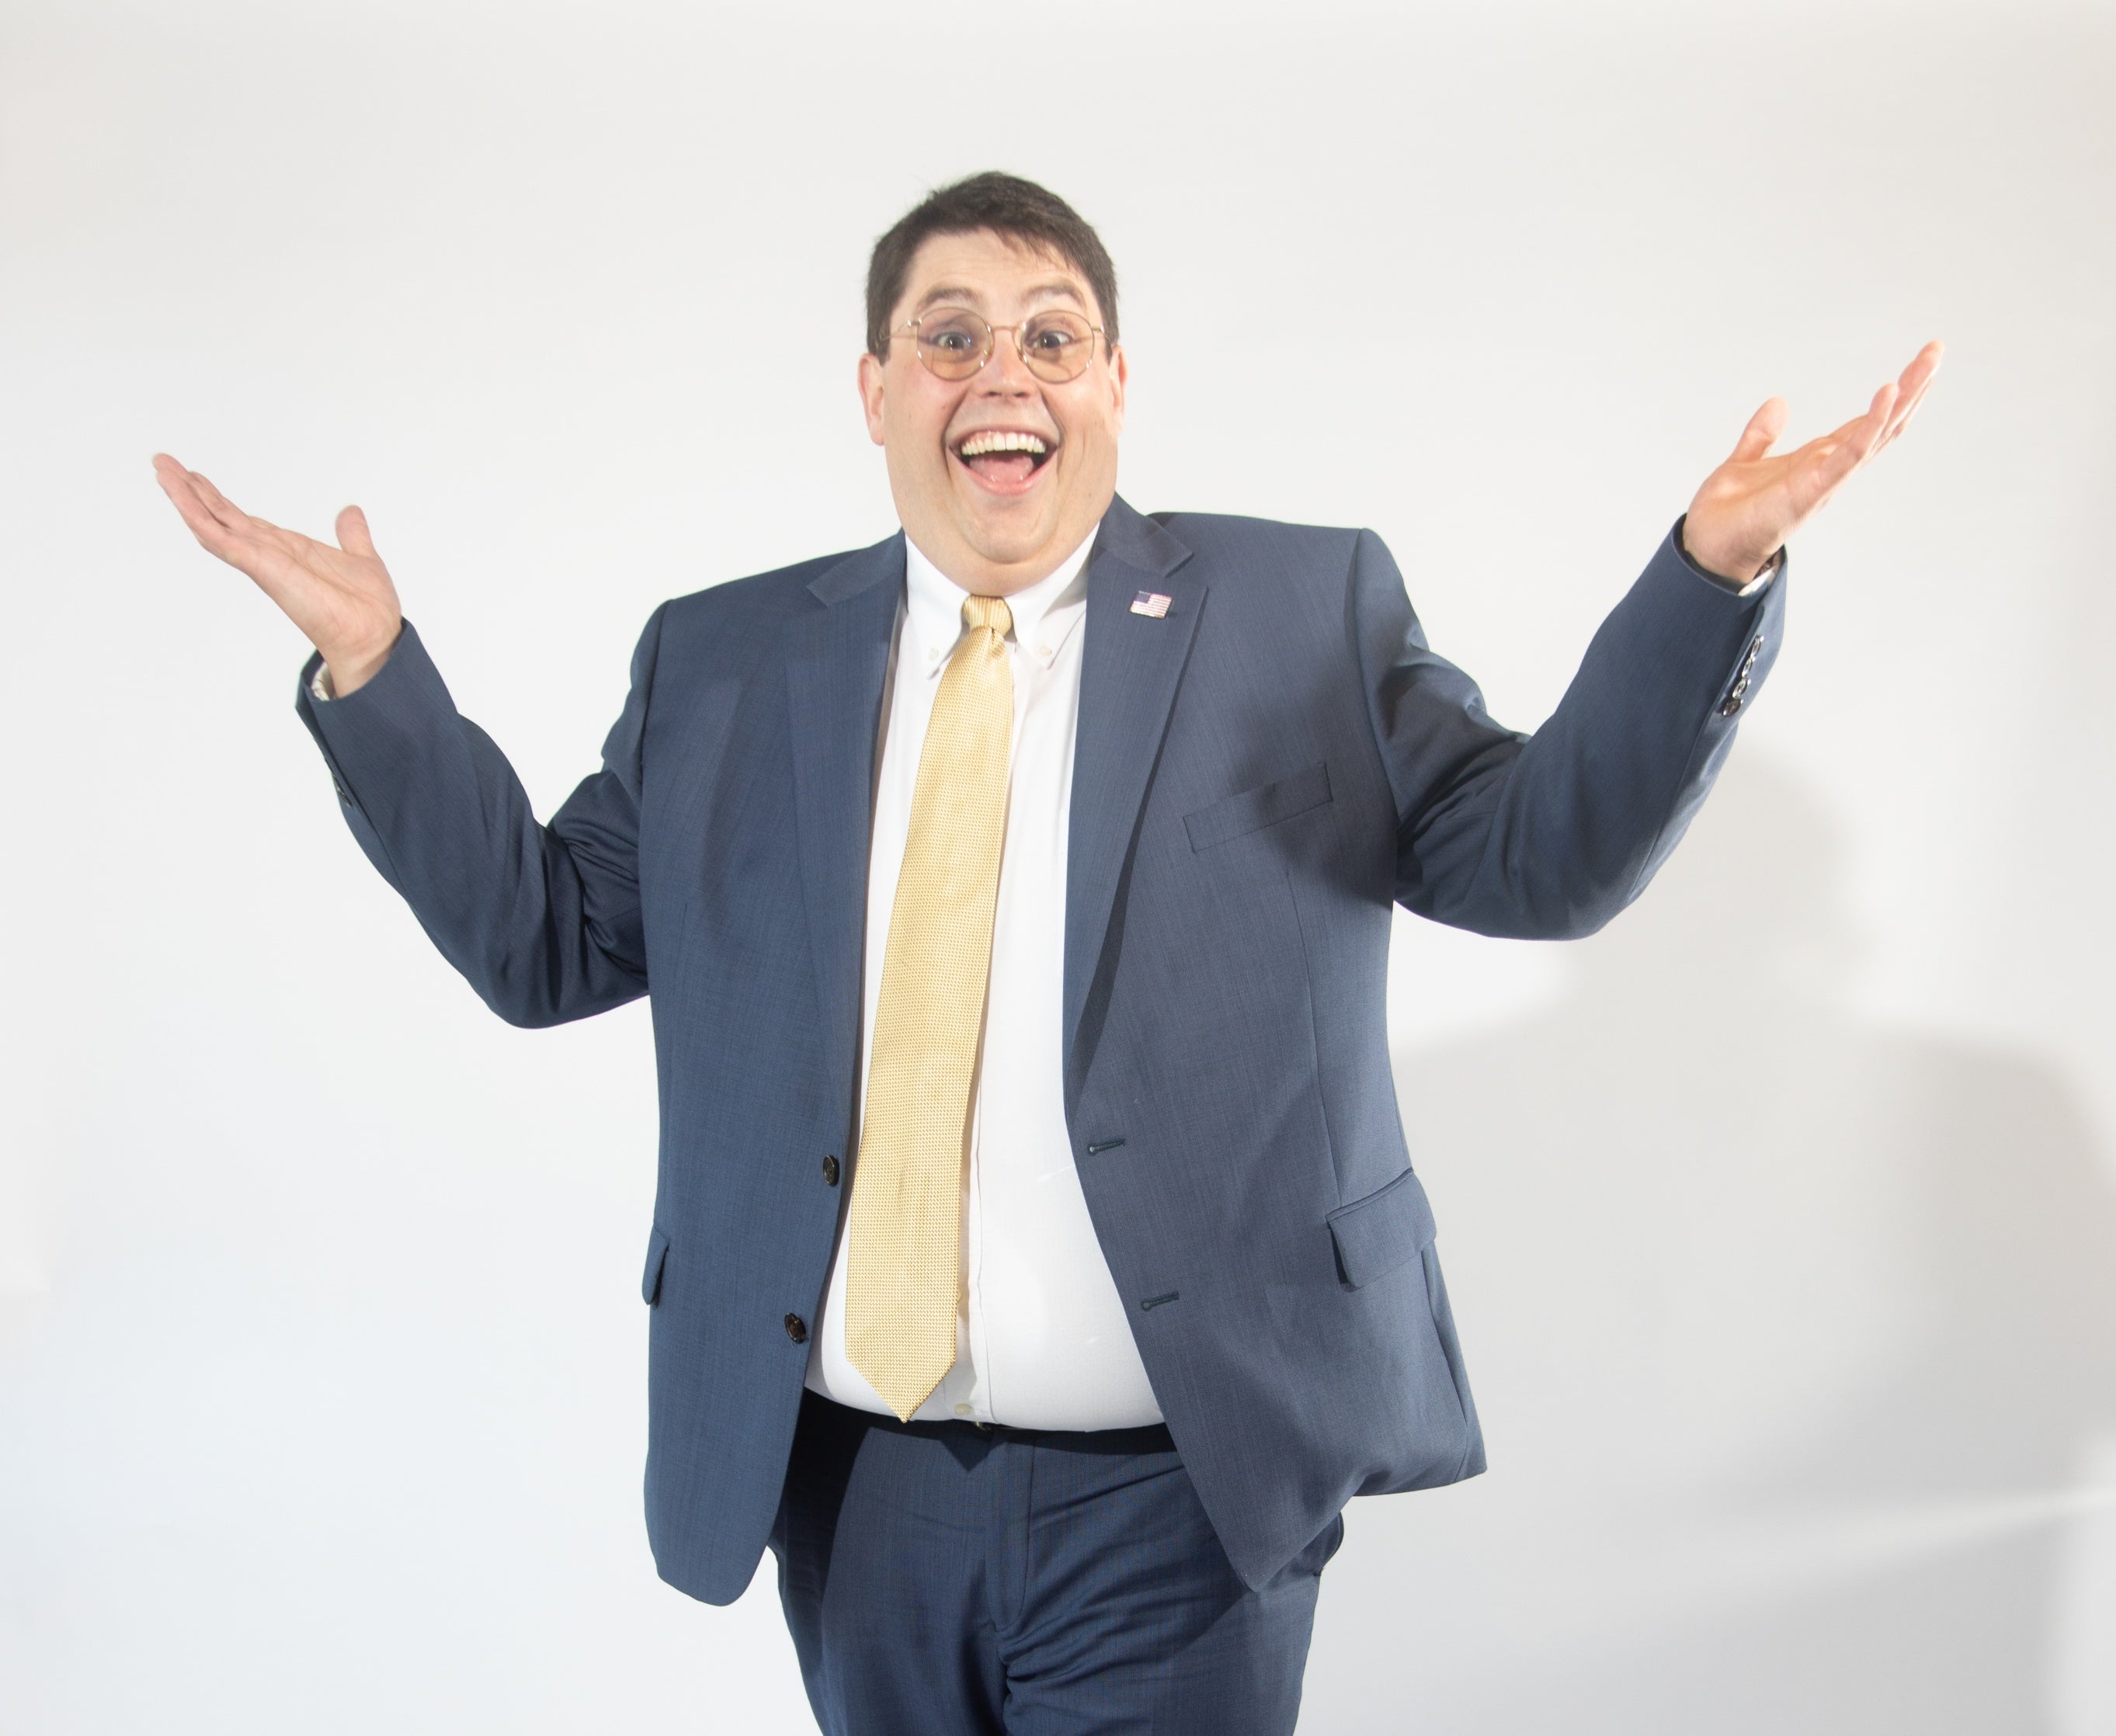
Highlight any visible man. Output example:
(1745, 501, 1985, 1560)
(156, 172, 1939, 1733)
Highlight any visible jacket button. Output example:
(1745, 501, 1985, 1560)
(784, 1313, 808, 1344)
(822, 1154, 840, 1186)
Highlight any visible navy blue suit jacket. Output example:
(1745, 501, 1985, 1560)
(297, 496, 1782, 1599)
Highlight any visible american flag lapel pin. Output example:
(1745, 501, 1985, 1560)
(1130, 590, 1173, 619)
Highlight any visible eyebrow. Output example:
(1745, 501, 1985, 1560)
(910, 279, 1091, 318)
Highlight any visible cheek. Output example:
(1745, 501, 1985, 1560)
(881, 374, 960, 457)
(1072, 412, 1121, 465)
(891, 426, 950, 485)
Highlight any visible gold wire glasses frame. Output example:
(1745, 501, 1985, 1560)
(891, 306, 1107, 383)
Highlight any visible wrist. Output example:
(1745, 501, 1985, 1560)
(320, 620, 401, 697)
(1676, 515, 1777, 586)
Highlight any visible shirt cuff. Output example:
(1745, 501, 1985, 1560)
(309, 662, 336, 702)
(1674, 515, 1783, 599)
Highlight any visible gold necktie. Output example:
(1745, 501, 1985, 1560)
(846, 594, 1014, 1420)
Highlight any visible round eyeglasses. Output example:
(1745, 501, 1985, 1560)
(891, 306, 1105, 384)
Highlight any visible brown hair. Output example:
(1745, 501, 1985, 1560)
(865, 172, 1120, 359)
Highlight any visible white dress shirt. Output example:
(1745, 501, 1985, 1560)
(802, 531, 1164, 1430)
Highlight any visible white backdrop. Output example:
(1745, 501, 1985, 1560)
(5, 2, 2114, 1730)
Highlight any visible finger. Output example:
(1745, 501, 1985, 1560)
(1859, 379, 1899, 456)
(1870, 340, 1943, 446)
(154, 462, 305, 589)
(153, 451, 202, 505)
(335, 504, 377, 559)
(1887, 384, 1938, 454)
(1897, 339, 1944, 398)
(1729, 397, 1788, 464)
(1813, 436, 1863, 492)
(184, 467, 252, 533)
(1791, 391, 1888, 507)
(1875, 371, 1937, 453)
(153, 452, 199, 509)
(1780, 437, 1864, 521)
(155, 460, 240, 550)
(1825, 381, 1896, 466)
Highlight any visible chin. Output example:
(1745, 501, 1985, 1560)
(957, 507, 1059, 570)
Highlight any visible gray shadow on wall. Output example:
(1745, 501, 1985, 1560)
(1301, 756, 2116, 1734)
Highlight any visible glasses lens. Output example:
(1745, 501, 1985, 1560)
(915, 309, 990, 379)
(1020, 311, 1096, 381)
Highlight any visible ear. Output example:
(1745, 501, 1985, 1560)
(1107, 343, 1128, 437)
(857, 350, 888, 446)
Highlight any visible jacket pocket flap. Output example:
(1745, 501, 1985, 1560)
(1183, 761, 1332, 852)
(1327, 1169, 1437, 1289)
(641, 1226, 670, 1305)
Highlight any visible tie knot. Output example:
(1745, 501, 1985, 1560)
(961, 595, 1013, 639)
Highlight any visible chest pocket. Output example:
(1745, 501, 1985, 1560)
(1183, 761, 1332, 852)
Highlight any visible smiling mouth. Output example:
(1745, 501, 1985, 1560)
(953, 429, 1055, 489)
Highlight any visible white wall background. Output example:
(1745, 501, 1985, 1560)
(4, 1, 2113, 1729)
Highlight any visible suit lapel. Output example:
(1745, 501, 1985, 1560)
(784, 534, 902, 1124)
(1064, 498, 1200, 1088)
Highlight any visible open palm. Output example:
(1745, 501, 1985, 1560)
(1683, 340, 1944, 583)
(154, 453, 403, 693)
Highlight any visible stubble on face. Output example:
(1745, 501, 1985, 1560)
(859, 229, 1126, 598)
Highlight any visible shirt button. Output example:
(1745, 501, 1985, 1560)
(953, 1403, 974, 1418)
(784, 1314, 808, 1344)
(822, 1154, 840, 1186)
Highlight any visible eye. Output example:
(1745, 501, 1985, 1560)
(920, 311, 985, 355)
(1025, 315, 1088, 354)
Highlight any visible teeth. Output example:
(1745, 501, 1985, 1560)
(958, 430, 1048, 457)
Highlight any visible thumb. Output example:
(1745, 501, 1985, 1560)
(1729, 397, 1788, 464)
(335, 503, 377, 558)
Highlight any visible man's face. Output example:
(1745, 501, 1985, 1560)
(858, 228, 1127, 597)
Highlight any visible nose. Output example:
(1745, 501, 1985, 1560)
(975, 326, 1040, 395)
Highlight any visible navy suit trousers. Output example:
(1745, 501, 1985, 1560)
(771, 1392, 1343, 1734)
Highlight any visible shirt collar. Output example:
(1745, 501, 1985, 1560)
(902, 529, 1097, 680)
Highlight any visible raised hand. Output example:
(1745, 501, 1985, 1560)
(154, 454, 404, 695)
(1682, 340, 1944, 585)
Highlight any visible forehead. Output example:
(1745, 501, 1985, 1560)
(895, 228, 1100, 324)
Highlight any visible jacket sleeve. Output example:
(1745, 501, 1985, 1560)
(1353, 520, 1786, 939)
(295, 606, 667, 1026)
